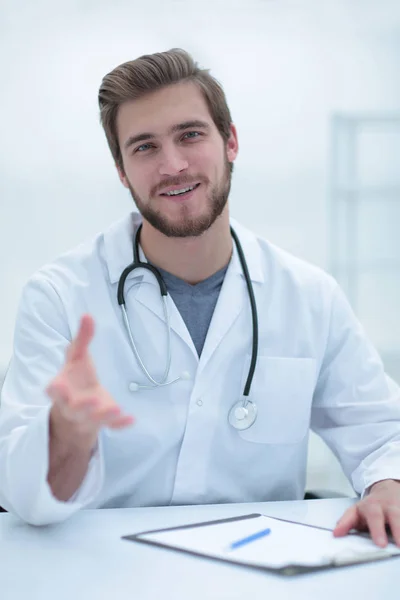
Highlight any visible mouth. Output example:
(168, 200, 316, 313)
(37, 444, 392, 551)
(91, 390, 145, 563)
(159, 183, 201, 201)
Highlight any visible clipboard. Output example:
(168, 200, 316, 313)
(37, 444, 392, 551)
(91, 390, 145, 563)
(122, 512, 400, 577)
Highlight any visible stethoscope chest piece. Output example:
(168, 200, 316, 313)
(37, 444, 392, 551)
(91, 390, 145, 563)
(228, 400, 257, 430)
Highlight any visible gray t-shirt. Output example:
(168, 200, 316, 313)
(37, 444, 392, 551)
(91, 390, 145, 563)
(156, 264, 229, 356)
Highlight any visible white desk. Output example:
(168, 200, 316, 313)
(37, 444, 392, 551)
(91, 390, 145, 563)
(0, 498, 397, 600)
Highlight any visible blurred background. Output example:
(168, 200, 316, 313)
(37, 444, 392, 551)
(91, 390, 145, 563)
(1, 0, 399, 497)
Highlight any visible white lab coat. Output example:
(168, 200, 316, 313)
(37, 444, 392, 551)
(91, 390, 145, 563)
(0, 212, 399, 525)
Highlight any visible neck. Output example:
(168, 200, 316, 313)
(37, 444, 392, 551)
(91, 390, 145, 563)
(139, 208, 232, 284)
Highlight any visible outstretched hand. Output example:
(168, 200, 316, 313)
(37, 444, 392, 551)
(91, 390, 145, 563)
(47, 314, 134, 446)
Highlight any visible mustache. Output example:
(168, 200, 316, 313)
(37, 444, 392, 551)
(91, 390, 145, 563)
(152, 175, 208, 196)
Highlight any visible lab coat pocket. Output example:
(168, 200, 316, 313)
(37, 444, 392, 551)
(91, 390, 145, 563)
(237, 356, 316, 444)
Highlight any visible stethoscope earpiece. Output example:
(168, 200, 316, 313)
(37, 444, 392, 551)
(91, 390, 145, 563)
(129, 370, 191, 393)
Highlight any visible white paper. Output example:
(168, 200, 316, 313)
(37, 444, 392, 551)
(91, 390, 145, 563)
(137, 514, 400, 569)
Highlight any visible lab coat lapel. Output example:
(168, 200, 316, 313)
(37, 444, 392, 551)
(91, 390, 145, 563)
(103, 214, 197, 358)
(197, 220, 265, 377)
(133, 269, 198, 359)
(197, 251, 245, 375)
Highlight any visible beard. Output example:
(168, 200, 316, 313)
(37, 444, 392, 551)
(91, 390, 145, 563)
(125, 157, 233, 238)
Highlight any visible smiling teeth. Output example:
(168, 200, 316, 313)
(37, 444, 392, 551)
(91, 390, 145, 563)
(165, 185, 195, 196)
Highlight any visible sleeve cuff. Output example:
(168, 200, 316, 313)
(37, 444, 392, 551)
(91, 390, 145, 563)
(4, 406, 104, 525)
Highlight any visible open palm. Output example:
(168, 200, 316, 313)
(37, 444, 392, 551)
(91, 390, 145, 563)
(47, 315, 133, 435)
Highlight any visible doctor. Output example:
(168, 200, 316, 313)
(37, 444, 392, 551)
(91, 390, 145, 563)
(1, 49, 400, 542)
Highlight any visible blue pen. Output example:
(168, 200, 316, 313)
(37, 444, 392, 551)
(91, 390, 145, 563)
(228, 527, 271, 551)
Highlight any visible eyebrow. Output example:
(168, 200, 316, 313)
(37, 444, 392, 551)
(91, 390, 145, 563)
(123, 120, 210, 150)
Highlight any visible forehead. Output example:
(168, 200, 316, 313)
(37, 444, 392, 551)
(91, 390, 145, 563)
(116, 81, 214, 138)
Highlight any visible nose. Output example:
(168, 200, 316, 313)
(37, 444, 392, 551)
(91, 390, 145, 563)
(158, 145, 189, 175)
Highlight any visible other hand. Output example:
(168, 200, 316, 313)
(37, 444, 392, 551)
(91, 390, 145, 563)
(333, 479, 400, 547)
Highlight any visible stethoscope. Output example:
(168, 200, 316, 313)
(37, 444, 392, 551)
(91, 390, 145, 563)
(117, 224, 259, 431)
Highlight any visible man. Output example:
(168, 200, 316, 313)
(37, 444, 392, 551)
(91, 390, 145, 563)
(0, 49, 399, 543)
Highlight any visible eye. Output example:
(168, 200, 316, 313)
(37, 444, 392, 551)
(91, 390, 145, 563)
(183, 131, 201, 140)
(135, 143, 153, 153)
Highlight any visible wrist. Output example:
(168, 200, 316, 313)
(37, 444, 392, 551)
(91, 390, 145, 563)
(370, 479, 400, 493)
(49, 405, 98, 456)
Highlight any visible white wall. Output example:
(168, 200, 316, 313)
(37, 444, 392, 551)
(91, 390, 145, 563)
(1, 0, 399, 495)
(1, 0, 400, 368)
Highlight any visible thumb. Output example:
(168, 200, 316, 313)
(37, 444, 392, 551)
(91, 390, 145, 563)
(66, 314, 95, 362)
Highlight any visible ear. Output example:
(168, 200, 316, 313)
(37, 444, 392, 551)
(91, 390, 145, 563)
(226, 123, 239, 163)
(116, 163, 129, 189)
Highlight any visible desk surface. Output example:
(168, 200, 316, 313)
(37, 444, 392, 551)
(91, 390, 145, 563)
(0, 498, 397, 600)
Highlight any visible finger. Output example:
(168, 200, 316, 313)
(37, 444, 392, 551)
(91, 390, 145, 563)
(48, 382, 99, 421)
(67, 314, 95, 362)
(66, 399, 101, 422)
(107, 415, 135, 429)
(361, 503, 388, 547)
(64, 404, 120, 430)
(88, 405, 123, 426)
(48, 380, 95, 410)
(386, 505, 400, 547)
(46, 380, 71, 407)
(50, 387, 119, 425)
(333, 505, 359, 537)
(88, 405, 134, 429)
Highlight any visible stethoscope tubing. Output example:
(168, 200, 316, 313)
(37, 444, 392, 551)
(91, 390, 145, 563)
(117, 224, 259, 420)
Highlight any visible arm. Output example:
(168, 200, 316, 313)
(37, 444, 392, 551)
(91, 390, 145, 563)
(45, 313, 133, 502)
(311, 283, 400, 545)
(47, 415, 94, 503)
(0, 275, 132, 524)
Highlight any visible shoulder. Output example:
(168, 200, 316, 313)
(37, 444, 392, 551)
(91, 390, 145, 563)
(23, 212, 138, 297)
(232, 218, 338, 297)
(265, 239, 336, 292)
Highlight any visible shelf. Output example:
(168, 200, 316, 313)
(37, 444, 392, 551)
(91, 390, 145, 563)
(381, 350, 400, 360)
(329, 111, 400, 326)
(333, 185, 400, 201)
(380, 351, 400, 383)
(332, 113, 400, 125)
(332, 259, 400, 273)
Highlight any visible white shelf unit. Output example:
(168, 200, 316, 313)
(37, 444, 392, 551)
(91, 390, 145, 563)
(328, 112, 400, 383)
